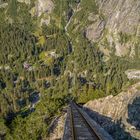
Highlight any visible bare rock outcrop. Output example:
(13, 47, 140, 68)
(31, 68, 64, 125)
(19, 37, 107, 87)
(84, 82, 140, 139)
(96, 0, 140, 36)
(47, 113, 66, 140)
(86, 17, 105, 42)
(125, 70, 140, 80)
(30, 0, 54, 26)
(86, 0, 140, 56)
(35, 0, 54, 17)
(17, 0, 30, 4)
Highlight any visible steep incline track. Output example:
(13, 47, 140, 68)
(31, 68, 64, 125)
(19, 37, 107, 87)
(70, 102, 102, 140)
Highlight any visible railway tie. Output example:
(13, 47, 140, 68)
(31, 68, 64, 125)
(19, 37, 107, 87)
(63, 102, 114, 140)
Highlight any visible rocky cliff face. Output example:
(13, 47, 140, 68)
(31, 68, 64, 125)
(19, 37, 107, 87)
(86, 0, 140, 57)
(84, 82, 140, 140)
(47, 114, 66, 140)
(96, 0, 140, 36)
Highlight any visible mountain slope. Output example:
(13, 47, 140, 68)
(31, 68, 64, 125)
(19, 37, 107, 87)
(0, 0, 140, 139)
(84, 82, 140, 140)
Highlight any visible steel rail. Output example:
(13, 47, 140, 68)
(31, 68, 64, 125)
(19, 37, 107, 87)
(70, 102, 102, 140)
(70, 104, 77, 140)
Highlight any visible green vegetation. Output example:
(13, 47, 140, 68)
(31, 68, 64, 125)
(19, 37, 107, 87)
(0, 2, 70, 139)
(119, 32, 132, 44)
(8, 0, 17, 19)
(0, 0, 140, 139)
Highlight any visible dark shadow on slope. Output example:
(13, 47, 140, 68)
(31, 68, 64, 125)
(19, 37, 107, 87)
(81, 104, 139, 140)
(127, 96, 140, 130)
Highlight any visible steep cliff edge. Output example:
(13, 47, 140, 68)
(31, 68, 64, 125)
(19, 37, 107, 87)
(91, 0, 140, 57)
(84, 82, 140, 140)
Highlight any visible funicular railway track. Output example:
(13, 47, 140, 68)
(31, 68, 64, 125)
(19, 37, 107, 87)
(69, 102, 103, 140)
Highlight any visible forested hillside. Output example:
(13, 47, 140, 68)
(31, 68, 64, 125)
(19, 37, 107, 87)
(0, 0, 140, 139)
